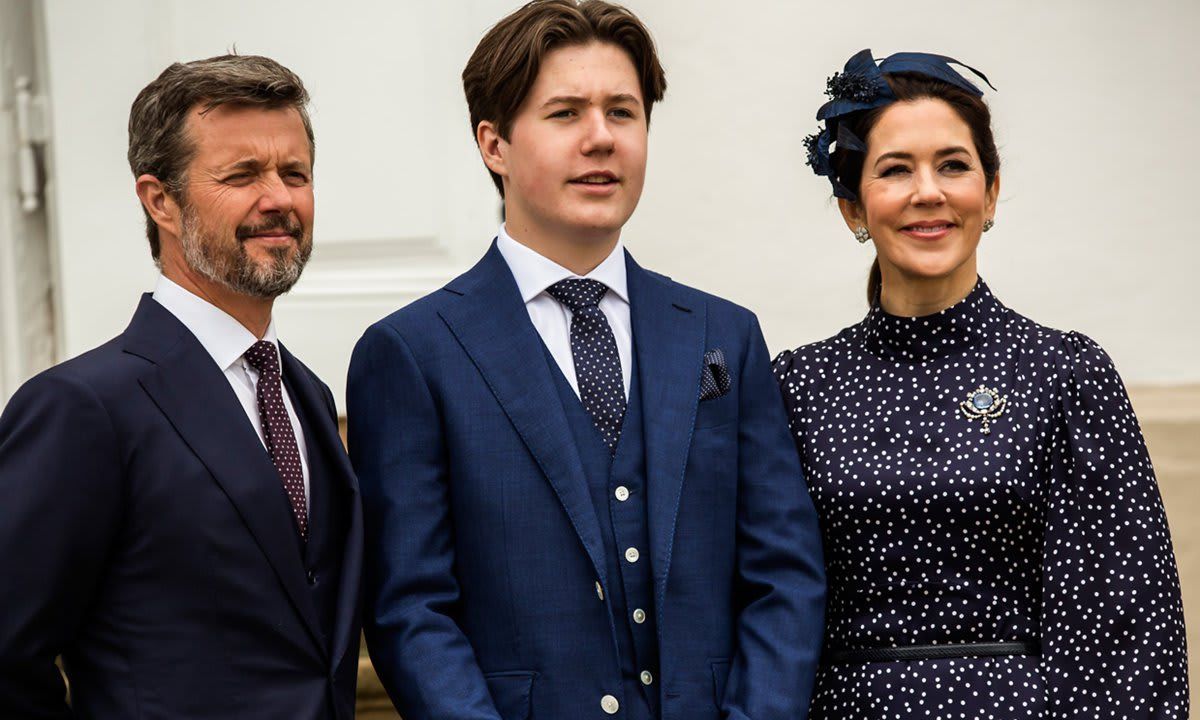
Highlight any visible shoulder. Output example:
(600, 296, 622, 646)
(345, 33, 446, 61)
(1003, 308, 1118, 382)
(648, 270, 759, 332)
(1, 336, 132, 431)
(772, 323, 861, 385)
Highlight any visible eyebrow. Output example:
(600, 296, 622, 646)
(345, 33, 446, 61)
(874, 146, 972, 167)
(220, 158, 311, 173)
(539, 93, 641, 108)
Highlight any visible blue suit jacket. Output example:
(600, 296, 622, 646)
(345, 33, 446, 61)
(348, 244, 824, 720)
(0, 295, 363, 719)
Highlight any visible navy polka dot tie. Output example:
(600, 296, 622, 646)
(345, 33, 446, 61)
(547, 279, 626, 454)
(244, 340, 308, 540)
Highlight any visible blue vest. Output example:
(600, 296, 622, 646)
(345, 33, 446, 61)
(544, 345, 660, 720)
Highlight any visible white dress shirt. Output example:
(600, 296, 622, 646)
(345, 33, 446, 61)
(495, 223, 632, 399)
(152, 275, 310, 508)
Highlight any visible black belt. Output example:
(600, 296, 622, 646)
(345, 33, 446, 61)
(826, 640, 1040, 664)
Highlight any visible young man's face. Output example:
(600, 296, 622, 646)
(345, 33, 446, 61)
(497, 41, 648, 246)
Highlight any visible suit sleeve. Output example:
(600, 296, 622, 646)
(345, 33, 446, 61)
(721, 315, 826, 720)
(347, 322, 503, 720)
(0, 372, 124, 719)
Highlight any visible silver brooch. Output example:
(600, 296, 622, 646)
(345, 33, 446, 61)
(959, 385, 1008, 434)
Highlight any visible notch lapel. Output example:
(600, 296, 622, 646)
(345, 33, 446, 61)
(626, 254, 707, 608)
(437, 244, 609, 587)
(279, 346, 363, 672)
(124, 296, 325, 658)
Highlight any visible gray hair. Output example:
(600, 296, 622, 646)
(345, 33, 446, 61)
(127, 53, 314, 261)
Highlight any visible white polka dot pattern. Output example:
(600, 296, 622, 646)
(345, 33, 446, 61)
(547, 278, 626, 453)
(244, 340, 309, 541)
(773, 280, 1187, 719)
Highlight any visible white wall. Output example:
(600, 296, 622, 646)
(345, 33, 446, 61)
(39, 0, 1200, 407)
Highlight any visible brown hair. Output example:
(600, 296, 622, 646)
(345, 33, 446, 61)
(128, 53, 314, 261)
(462, 0, 667, 197)
(830, 73, 1000, 303)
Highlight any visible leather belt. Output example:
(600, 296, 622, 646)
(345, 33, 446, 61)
(826, 640, 1040, 664)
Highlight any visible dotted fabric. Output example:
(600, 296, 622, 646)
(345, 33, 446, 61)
(699, 348, 730, 400)
(773, 280, 1187, 719)
(547, 278, 626, 454)
(244, 340, 309, 541)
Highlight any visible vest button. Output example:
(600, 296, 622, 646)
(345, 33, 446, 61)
(306, 570, 317, 586)
(595, 581, 604, 601)
(640, 670, 654, 686)
(624, 547, 639, 563)
(601, 695, 620, 714)
(632, 608, 646, 624)
(614, 485, 630, 501)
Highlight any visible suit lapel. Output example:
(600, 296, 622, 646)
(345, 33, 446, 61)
(626, 254, 707, 602)
(123, 295, 325, 657)
(438, 244, 609, 587)
(279, 346, 363, 672)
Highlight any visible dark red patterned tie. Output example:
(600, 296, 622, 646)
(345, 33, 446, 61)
(244, 340, 308, 540)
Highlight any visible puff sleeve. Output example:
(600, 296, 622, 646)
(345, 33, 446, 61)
(1041, 332, 1188, 718)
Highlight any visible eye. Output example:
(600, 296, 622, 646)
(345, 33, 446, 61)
(222, 173, 253, 185)
(284, 171, 310, 185)
(880, 165, 911, 177)
(548, 109, 576, 119)
(609, 107, 636, 119)
(940, 159, 971, 173)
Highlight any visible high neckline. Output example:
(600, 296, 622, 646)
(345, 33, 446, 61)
(861, 278, 1006, 362)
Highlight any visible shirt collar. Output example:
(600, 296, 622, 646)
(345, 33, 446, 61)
(152, 275, 279, 372)
(496, 223, 629, 305)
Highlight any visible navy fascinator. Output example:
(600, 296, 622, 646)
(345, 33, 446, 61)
(805, 49, 996, 200)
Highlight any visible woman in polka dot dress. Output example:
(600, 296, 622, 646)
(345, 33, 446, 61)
(774, 50, 1188, 718)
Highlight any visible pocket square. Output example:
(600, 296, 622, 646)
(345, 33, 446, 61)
(699, 348, 731, 401)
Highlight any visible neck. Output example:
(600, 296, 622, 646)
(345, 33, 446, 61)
(160, 252, 274, 339)
(878, 259, 978, 317)
(504, 213, 619, 276)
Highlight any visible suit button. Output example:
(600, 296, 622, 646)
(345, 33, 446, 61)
(640, 670, 653, 686)
(624, 547, 639, 563)
(601, 694, 620, 714)
(632, 608, 646, 624)
(614, 485, 630, 501)
(306, 570, 317, 586)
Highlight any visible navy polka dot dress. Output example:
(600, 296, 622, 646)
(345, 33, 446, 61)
(773, 279, 1188, 719)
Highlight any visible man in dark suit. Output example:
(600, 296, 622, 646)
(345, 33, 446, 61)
(348, 3, 825, 719)
(0, 55, 361, 719)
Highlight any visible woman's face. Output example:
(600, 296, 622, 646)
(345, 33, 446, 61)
(840, 97, 999, 289)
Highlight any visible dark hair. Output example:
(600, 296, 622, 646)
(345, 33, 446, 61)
(830, 73, 1000, 303)
(128, 53, 313, 262)
(462, 0, 667, 197)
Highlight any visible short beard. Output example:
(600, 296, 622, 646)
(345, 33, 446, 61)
(179, 203, 312, 299)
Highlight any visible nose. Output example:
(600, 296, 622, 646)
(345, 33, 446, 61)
(256, 172, 295, 215)
(911, 166, 946, 206)
(580, 108, 615, 155)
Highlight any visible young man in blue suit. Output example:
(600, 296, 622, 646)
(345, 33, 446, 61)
(349, 2, 825, 718)
(0, 56, 361, 718)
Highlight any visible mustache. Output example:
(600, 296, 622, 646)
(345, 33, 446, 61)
(235, 215, 303, 242)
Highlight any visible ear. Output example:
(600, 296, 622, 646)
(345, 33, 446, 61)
(476, 120, 509, 181)
(135, 174, 182, 239)
(837, 197, 867, 235)
(984, 171, 1000, 221)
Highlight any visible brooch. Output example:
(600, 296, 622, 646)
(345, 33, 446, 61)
(959, 385, 1008, 434)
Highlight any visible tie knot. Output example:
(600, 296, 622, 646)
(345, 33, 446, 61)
(243, 340, 280, 375)
(547, 278, 608, 311)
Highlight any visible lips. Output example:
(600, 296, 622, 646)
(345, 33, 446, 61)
(570, 171, 618, 186)
(900, 221, 956, 240)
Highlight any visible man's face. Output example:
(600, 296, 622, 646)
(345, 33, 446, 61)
(498, 41, 648, 245)
(176, 104, 314, 299)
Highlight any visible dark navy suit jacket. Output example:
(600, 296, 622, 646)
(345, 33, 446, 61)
(348, 244, 825, 720)
(0, 295, 363, 719)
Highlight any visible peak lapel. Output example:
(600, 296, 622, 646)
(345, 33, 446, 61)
(626, 255, 707, 605)
(124, 296, 325, 658)
(438, 244, 609, 587)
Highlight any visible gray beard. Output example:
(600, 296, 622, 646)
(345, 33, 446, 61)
(179, 206, 312, 299)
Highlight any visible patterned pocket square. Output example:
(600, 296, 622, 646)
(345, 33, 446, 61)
(699, 348, 731, 401)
